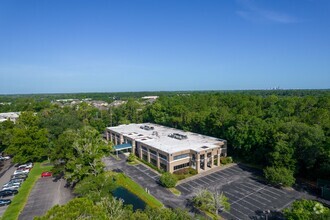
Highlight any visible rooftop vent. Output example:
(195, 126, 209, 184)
(201, 146, 209, 149)
(168, 133, 188, 140)
(140, 125, 155, 131)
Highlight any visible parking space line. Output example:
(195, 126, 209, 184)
(194, 179, 209, 186)
(244, 194, 268, 207)
(233, 202, 256, 215)
(230, 205, 251, 219)
(212, 172, 226, 179)
(231, 184, 268, 206)
(185, 182, 199, 190)
(223, 209, 244, 220)
(261, 187, 283, 198)
(252, 192, 273, 203)
(205, 175, 218, 182)
(240, 198, 264, 210)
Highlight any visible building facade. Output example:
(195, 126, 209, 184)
(106, 123, 227, 174)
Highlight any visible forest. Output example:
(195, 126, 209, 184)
(1, 90, 329, 182)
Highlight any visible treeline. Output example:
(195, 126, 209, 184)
(143, 93, 330, 181)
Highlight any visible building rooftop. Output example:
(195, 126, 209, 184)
(107, 123, 225, 154)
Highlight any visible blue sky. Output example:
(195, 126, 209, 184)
(0, 0, 329, 94)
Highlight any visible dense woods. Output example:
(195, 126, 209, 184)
(143, 93, 330, 181)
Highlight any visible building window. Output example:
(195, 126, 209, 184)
(160, 163, 167, 171)
(159, 154, 167, 160)
(141, 146, 147, 151)
(174, 163, 190, 171)
(149, 149, 157, 156)
(150, 158, 157, 166)
(142, 154, 148, 161)
(173, 153, 189, 161)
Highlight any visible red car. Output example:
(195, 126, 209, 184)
(41, 172, 52, 178)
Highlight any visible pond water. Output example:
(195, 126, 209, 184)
(112, 187, 146, 211)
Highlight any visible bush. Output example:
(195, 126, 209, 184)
(284, 199, 330, 220)
(220, 156, 233, 165)
(264, 166, 295, 187)
(127, 153, 136, 162)
(159, 172, 178, 188)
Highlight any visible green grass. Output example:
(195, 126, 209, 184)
(114, 172, 163, 208)
(2, 162, 53, 220)
(169, 187, 181, 196)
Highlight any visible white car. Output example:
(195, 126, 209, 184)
(3, 182, 21, 188)
(18, 163, 33, 169)
(2, 185, 19, 191)
(14, 170, 29, 175)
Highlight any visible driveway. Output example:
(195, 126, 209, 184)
(18, 177, 74, 220)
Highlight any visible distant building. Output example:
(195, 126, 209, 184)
(141, 96, 159, 104)
(0, 112, 20, 123)
(109, 100, 127, 107)
(106, 123, 227, 173)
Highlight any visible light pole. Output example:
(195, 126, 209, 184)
(264, 210, 270, 220)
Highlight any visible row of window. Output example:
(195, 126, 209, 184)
(174, 162, 190, 171)
(173, 153, 190, 161)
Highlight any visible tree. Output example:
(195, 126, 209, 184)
(34, 197, 108, 220)
(5, 112, 49, 163)
(74, 173, 117, 202)
(193, 188, 230, 215)
(264, 166, 295, 187)
(284, 199, 330, 220)
(64, 126, 110, 184)
(159, 172, 178, 188)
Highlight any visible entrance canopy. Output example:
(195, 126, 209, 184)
(113, 143, 132, 156)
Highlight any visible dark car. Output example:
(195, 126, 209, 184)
(0, 199, 11, 206)
(0, 189, 18, 198)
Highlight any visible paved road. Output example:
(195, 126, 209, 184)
(19, 177, 74, 220)
(0, 159, 16, 217)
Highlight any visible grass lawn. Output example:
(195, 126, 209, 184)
(2, 162, 53, 220)
(114, 172, 163, 208)
(169, 187, 181, 196)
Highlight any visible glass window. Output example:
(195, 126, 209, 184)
(149, 149, 157, 156)
(173, 153, 189, 160)
(159, 154, 167, 160)
(174, 163, 190, 170)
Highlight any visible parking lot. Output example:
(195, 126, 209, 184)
(19, 177, 73, 220)
(0, 159, 16, 217)
(176, 164, 301, 219)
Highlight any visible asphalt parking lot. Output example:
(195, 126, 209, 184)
(0, 159, 16, 217)
(19, 177, 73, 220)
(176, 164, 301, 220)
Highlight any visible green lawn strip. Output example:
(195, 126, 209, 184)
(169, 187, 181, 196)
(114, 173, 163, 208)
(2, 162, 53, 220)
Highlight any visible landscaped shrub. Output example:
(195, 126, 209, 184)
(220, 156, 233, 165)
(173, 168, 197, 180)
(264, 166, 295, 187)
(127, 153, 136, 162)
(159, 172, 178, 188)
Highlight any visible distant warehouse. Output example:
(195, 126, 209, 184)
(106, 123, 227, 173)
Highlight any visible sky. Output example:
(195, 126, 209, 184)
(0, 0, 329, 94)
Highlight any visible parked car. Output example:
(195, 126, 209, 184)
(3, 182, 21, 188)
(14, 169, 29, 175)
(41, 171, 52, 177)
(0, 189, 18, 198)
(2, 185, 19, 191)
(0, 199, 11, 206)
(8, 178, 24, 184)
(11, 174, 28, 180)
(16, 167, 31, 171)
(18, 162, 33, 169)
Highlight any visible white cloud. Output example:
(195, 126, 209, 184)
(236, 0, 299, 24)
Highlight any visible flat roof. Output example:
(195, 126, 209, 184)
(107, 123, 225, 154)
